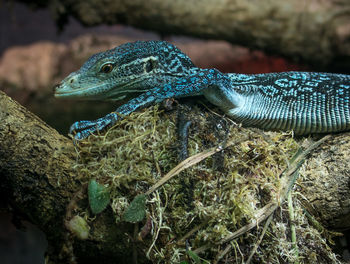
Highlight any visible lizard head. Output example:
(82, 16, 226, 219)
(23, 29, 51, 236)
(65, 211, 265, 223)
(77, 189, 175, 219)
(54, 40, 196, 100)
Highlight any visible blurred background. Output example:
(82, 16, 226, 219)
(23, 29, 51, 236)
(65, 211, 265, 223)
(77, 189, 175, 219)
(0, 0, 349, 263)
(0, 1, 312, 134)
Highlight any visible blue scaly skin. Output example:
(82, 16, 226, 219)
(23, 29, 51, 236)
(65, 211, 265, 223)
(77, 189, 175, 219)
(54, 40, 350, 140)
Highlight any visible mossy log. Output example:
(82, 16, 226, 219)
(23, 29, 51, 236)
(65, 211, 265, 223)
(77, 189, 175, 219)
(300, 135, 350, 230)
(17, 0, 350, 72)
(0, 90, 349, 263)
(0, 90, 150, 264)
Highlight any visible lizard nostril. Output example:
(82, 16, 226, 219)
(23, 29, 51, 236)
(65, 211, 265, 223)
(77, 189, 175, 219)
(53, 84, 60, 92)
(70, 78, 74, 84)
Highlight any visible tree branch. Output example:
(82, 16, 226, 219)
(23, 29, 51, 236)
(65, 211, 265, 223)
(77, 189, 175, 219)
(0, 90, 349, 263)
(17, 0, 350, 71)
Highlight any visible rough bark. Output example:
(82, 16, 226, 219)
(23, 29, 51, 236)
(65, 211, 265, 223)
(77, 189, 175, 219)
(0, 90, 349, 263)
(18, 0, 350, 72)
(300, 134, 350, 230)
(0, 90, 149, 264)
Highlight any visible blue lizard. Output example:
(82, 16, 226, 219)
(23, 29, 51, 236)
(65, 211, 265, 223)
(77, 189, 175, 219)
(54, 40, 350, 140)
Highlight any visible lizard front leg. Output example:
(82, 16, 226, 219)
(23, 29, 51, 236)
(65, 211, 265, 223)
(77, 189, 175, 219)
(69, 88, 159, 139)
(70, 69, 226, 140)
(69, 113, 119, 140)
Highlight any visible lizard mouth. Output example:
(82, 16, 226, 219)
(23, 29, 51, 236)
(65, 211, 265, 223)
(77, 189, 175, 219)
(54, 71, 150, 100)
(54, 78, 117, 99)
(54, 81, 146, 100)
(54, 84, 100, 98)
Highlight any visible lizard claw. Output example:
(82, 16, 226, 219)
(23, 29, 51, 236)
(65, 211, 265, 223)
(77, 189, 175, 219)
(69, 120, 99, 140)
(69, 120, 97, 134)
(69, 113, 118, 140)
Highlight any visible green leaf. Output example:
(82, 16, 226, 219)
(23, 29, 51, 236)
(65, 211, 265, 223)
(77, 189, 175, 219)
(187, 250, 201, 264)
(123, 194, 146, 223)
(88, 179, 110, 214)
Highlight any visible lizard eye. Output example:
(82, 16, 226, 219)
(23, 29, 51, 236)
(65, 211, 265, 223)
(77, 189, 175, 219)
(100, 63, 114, 73)
(145, 57, 159, 73)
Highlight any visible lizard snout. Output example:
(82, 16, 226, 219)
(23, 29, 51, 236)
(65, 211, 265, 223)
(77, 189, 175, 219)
(53, 72, 81, 98)
(53, 83, 60, 92)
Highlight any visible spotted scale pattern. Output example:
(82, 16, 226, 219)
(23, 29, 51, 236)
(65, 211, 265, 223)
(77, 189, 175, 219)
(226, 72, 350, 134)
(55, 41, 350, 139)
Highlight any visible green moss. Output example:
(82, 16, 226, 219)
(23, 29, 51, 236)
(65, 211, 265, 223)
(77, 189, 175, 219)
(72, 105, 340, 263)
